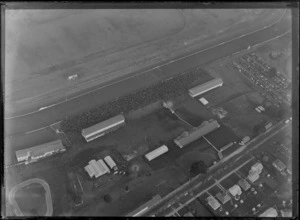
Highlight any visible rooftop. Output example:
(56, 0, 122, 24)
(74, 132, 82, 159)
(174, 119, 220, 148)
(215, 192, 231, 204)
(82, 114, 125, 137)
(207, 196, 221, 210)
(238, 179, 251, 191)
(16, 139, 65, 161)
(189, 78, 223, 97)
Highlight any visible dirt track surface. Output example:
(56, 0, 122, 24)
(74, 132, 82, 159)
(8, 178, 53, 216)
(5, 9, 284, 114)
(4, 9, 291, 138)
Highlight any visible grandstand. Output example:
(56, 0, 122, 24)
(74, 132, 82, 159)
(189, 78, 223, 97)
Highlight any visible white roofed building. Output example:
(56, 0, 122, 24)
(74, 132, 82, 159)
(145, 145, 168, 161)
(81, 114, 125, 142)
(15, 140, 66, 164)
(199, 97, 209, 105)
(85, 159, 110, 178)
(206, 196, 221, 210)
(259, 207, 278, 217)
(251, 162, 263, 174)
(104, 156, 117, 170)
(228, 185, 242, 197)
(248, 170, 260, 183)
(98, 159, 110, 174)
(85, 165, 95, 178)
(189, 78, 223, 97)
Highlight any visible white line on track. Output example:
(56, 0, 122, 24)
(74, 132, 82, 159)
(5, 9, 287, 120)
(23, 120, 62, 135)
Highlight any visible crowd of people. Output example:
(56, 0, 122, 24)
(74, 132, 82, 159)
(61, 68, 211, 135)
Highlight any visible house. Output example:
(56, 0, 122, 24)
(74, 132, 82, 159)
(272, 159, 286, 172)
(215, 192, 231, 204)
(207, 196, 221, 210)
(238, 179, 251, 191)
(228, 185, 242, 197)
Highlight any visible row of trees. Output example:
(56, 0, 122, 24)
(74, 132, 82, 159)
(61, 68, 212, 134)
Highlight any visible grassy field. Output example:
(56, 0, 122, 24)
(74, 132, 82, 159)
(5, 9, 283, 110)
(254, 32, 292, 81)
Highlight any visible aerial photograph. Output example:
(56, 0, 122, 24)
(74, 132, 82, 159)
(2, 2, 298, 217)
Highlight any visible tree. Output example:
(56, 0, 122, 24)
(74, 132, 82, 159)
(103, 194, 112, 203)
(254, 123, 266, 135)
(190, 160, 208, 176)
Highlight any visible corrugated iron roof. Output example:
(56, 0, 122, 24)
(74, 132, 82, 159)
(189, 78, 223, 97)
(174, 120, 220, 148)
(16, 140, 65, 160)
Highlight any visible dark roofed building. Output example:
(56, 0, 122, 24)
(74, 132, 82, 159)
(174, 119, 220, 148)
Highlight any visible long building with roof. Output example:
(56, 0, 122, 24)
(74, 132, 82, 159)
(174, 119, 220, 148)
(81, 114, 125, 142)
(16, 140, 66, 164)
(188, 78, 223, 98)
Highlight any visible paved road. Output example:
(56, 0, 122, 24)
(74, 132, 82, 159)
(5, 10, 290, 137)
(143, 122, 292, 216)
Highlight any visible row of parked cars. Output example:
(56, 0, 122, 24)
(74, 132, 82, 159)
(232, 53, 289, 106)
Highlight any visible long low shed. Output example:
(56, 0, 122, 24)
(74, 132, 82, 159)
(104, 156, 117, 170)
(145, 145, 169, 161)
(82, 114, 125, 142)
(189, 78, 223, 97)
(16, 139, 66, 163)
(174, 120, 220, 148)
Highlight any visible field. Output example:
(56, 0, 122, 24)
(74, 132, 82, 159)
(254, 32, 292, 81)
(5, 9, 284, 114)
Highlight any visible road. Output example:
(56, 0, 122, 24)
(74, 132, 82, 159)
(143, 122, 292, 216)
(5, 9, 290, 137)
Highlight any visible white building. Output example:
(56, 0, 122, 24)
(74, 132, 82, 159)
(259, 207, 278, 217)
(248, 170, 260, 183)
(81, 114, 125, 142)
(228, 185, 242, 197)
(104, 156, 117, 170)
(15, 140, 66, 164)
(188, 78, 223, 98)
(199, 97, 209, 105)
(145, 145, 169, 161)
(251, 162, 263, 174)
(85, 159, 110, 178)
(207, 196, 221, 210)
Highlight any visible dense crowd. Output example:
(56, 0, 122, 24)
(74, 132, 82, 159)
(61, 68, 212, 134)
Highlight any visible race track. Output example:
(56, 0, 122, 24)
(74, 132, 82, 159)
(5, 10, 290, 137)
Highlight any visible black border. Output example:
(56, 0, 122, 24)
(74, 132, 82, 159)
(1, 1, 299, 219)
